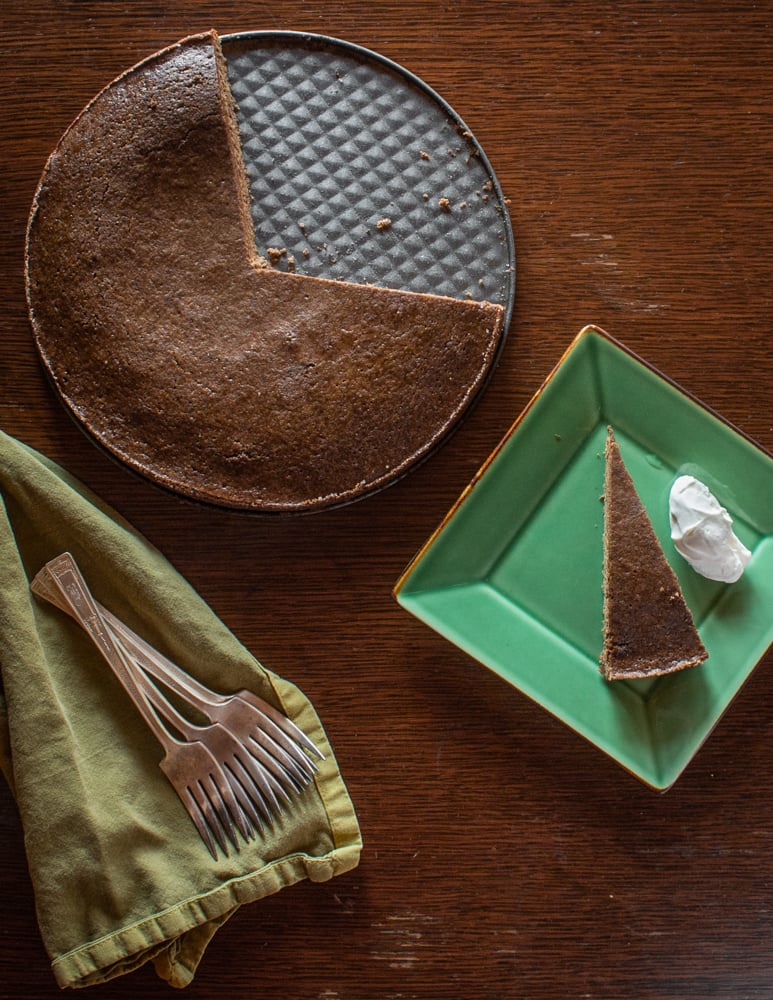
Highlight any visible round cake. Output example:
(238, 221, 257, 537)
(25, 31, 507, 511)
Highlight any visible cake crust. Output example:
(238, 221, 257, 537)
(25, 32, 506, 511)
(600, 428, 708, 680)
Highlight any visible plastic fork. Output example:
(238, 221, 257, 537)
(32, 552, 326, 846)
(32, 558, 323, 804)
(31, 554, 250, 859)
(34, 561, 323, 779)
(33, 565, 289, 831)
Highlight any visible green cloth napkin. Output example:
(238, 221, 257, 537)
(0, 428, 361, 989)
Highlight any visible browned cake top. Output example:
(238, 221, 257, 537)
(600, 428, 708, 680)
(25, 32, 505, 511)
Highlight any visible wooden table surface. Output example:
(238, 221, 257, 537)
(1, 2, 771, 997)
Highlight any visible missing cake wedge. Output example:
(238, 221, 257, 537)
(600, 427, 708, 681)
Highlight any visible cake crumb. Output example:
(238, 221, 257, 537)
(266, 247, 287, 265)
(554, 433, 562, 442)
(420, 150, 430, 160)
(438, 197, 451, 212)
(422, 192, 429, 200)
(376, 217, 392, 231)
(287, 256, 296, 272)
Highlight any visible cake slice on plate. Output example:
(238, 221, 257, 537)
(600, 427, 708, 680)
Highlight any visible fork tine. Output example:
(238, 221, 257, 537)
(231, 745, 292, 816)
(239, 692, 325, 760)
(248, 730, 315, 790)
(244, 736, 309, 796)
(265, 733, 318, 781)
(201, 771, 244, 850)
(223, 761, 266, 832)
(223, 747, 278, 823)
(239, 701, 321, 777)
(181, 787, 219, 860)
(213, 768, 253, 843)
(185, 778, 230, 856)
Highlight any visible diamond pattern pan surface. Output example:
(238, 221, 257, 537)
(222, 31, 515, 310)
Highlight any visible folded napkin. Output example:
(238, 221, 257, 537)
(0, 428, 361, 989)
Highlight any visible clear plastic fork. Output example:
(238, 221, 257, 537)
(32, 553, 250, 859)
(31, 552, 325, 854)
(33, 562, 323, 796)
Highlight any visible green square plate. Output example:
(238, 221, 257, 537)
(394, 325, 773, 790)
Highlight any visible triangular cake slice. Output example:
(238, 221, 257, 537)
(600, 427, 708, 680)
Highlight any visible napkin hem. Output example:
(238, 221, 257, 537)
(272, 681, 363, 857)
(51, 842, 361, 989)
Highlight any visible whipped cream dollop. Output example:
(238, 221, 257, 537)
(669, 475, 751, 583)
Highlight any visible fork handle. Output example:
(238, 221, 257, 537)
(31, 565, 206, 740)
(33, 567, 224, 717)
(37, 554, 179, 754)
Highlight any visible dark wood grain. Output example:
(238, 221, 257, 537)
(1, 2, 771, 998)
